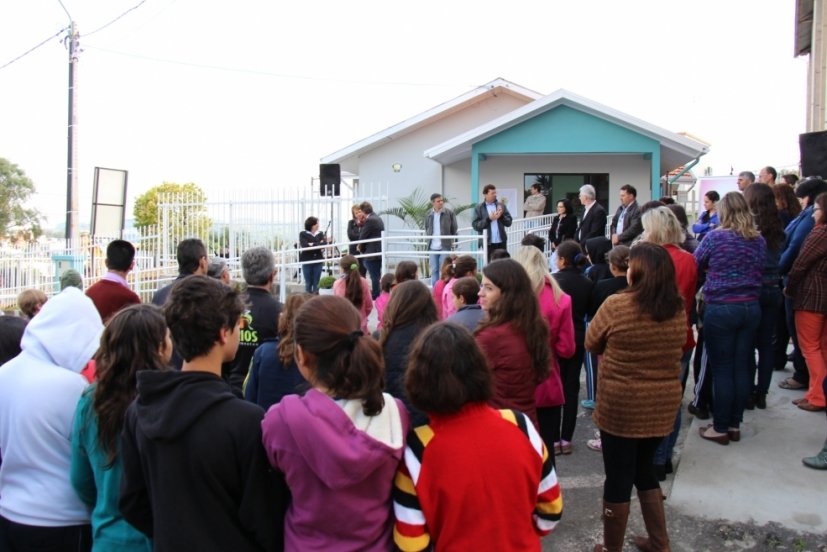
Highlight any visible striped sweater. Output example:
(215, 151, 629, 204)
(393, 403, 562, 551)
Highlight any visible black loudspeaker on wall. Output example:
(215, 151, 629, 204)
(320, 164, 341, 196)
(799, 131, 827, 178)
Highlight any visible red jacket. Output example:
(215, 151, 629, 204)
(476, 322, 538, 427)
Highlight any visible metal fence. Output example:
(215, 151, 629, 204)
(1, 194, 558, 311)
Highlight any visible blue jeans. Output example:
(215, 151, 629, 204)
(302, 263, 323, 294)
(654, 349, 691, 466)
(429, 251, 450, 287)
(752, 286, 782, 395)
(704, 301, 761, 433)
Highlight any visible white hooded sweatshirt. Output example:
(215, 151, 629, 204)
(0, 287, 103, 526)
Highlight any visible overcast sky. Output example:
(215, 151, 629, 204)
(0, 0, 809, 229)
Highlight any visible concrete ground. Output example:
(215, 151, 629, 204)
(344, 293, 825, 550)
(540, 366, 826, 551)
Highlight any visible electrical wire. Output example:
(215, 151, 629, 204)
(85, 0, 147, 37)
(0, 27, 69, 71)
(82, 44, 472, 89)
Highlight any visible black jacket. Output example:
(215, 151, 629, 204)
(553, 267, 594, 343)
(549, 214, 577, 247)
(298, 230, 326, 262)
(120, 371, 286, 552)
(471, 201, 513, 244)
(588, 276, 628, 319)
(347, 219, 362, 255)
(227, 287, 282, 396)
(383, 323, 429, 427)
(577, 203, 608, 246)
(358, 213, 385, 254)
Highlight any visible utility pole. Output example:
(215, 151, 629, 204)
(65, 22, 79, 242)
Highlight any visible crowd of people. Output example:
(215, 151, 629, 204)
(1, 171, 826, 552)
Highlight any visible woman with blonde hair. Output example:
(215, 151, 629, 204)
(514, 246, 575, 456)
(641, 207, 698, 479)
(694, 192, 766, 445)
(333, 254, 373, 334)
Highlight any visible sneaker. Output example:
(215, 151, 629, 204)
(581, 399, 596, 410)
(586, 438, 602, 452)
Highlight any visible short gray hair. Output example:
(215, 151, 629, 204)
(241, 247, 275, 285)
(207, 258, 228, 279)
(579, 185, 596, 200)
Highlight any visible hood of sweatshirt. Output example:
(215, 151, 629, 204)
(19, 287, 103, 373)
(134, 370, 236, 440)
(269, 389, 405, 490)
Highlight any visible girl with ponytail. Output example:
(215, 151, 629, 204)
(261, 295, 408, 550)
(333, 254, 374, 333)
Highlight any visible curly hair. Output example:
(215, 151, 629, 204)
(164, 276, 244, 361)
(94, 304, 169, 466)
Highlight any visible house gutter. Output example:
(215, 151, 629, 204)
(667, 152, 706, 191)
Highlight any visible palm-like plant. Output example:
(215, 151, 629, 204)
(380, 188, 475, 278)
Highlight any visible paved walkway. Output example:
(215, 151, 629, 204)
(670, 367, 825, 535)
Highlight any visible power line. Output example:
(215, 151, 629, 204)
(85, 0, 147, 37)
(0, 27, 69, 71)
(82, 44, 473, 89)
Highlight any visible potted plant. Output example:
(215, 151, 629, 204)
(318, 274, 337, 295)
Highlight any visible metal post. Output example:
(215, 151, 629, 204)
(65, 22, 79, 242)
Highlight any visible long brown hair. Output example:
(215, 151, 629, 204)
(378, 280, 438, 347)
(94, 304, 169, 466)
(278, 294, 312, 366)
(718, 192, 760, 239)
(744, 183, 785, 250)
(293, 295, 385, 416)
(339, 254, 364, 308)
(774, 184, 801, 219)
(475, 259, 550, 382)
(625, 243, 684, 322)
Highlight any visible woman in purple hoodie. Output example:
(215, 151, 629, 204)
(261, 295, 409, 551)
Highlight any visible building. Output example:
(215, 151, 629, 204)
(322, 78, 708, 222)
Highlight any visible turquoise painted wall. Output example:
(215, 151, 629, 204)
(470, 106, 660, 198)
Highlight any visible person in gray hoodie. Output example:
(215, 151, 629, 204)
(0, 287, 103, 551)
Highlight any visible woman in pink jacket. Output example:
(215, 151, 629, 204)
(515, 246, 576, 456)
(333, 255, 374, 334)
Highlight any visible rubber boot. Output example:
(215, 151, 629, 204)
(593, 500, 630, 552)
(802, 439, 827, 470)
(633, 488, 670, 551)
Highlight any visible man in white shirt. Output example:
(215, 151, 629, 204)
(425, 193, 458, 286)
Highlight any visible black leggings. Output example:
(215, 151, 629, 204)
(0, 516, 91, 552)
(600, 431, 662, 503)
(554, 343, 584, 442)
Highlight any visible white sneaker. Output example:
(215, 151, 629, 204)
(587, 438, 602, 452)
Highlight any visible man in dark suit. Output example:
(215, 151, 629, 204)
(358, 201, 384, 299)
(472, 184, 513, 262)
(576, 184, 608, 246)
(610, 184, 643, 246)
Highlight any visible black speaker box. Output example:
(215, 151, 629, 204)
(799, 131, 827, 178)
(320, 164, 341, 196)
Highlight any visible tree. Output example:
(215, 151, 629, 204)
(0, 157, 43, 241)
(133, 182, 211, 229)
(134, 182, 212, 257)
